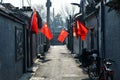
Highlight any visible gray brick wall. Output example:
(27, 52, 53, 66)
(104, 6, 120, 80)
(73, 37, 80, 54)
(85, 15, 98, 50)
(0, 14, 24, 80)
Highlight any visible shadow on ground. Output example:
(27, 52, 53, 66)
(39, 59, 52, 63)
(81, 78, 90, 80)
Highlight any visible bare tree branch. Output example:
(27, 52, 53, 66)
(59, 5, 77, 18)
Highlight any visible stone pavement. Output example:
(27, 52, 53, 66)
(19, 45, 89, 80)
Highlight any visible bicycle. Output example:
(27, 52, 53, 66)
(87, 52, 99, 80)
(98, 58, 115, 80)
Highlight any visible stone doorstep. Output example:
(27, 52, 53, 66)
(27, 59, 39, 73)
(62, 74, 89, 80)
(18, 73, 34, 80)
(29, 77, 46, 80)
(18, 59, 40, 80)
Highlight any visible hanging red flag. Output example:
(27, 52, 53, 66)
(40, 23, 53, 40)
(81, 35, 87, 41)
(30, 9, 39, 34)
(76, 20, 88, 41)
(57, 29, 69, 43)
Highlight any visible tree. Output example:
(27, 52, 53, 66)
(32, 4, 47, 22)
(54, 13, 64, 27)
(32, 5, 55, 23)
(60, 5, 78, 18)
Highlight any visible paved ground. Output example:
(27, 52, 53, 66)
(29, 45, 89, 80)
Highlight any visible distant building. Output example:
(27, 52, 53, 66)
(50, 14, 65, 45)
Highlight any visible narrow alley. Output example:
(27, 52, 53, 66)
(1, 0, 120, 80)
(30, 45, 89, 80)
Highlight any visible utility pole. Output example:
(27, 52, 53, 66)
(22, 0, 24, 7)
(101, 0, 105, 59)
(46, 0, 52, 51)
(1, 0, 3, 3)
(46, 0, 51, 26)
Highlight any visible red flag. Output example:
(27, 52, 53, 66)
(40, 23, 53, 40)
(57, 29, 69, 43)
(31, 9, 39, 34)
(76, 20, 88, 41)
(81, 35, 87, 41)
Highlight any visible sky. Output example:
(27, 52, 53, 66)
(3, 0, 80, 14)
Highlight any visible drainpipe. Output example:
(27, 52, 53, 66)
(67, 18, 70, 50)
(101, 0, 106, 59)
(69, 15, 73, 53)
(71, 16, 74, 54)
(53, 8, 55, 45)
(81, 0, 84, 49)
(95, 8, 100, 56)
(66, 18, 69, 49)
(90, 28, 94, 50)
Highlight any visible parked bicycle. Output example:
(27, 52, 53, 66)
(98, 58, 115, 80)
(87, 50, 100, 80)
(79, 48, 92, 67)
